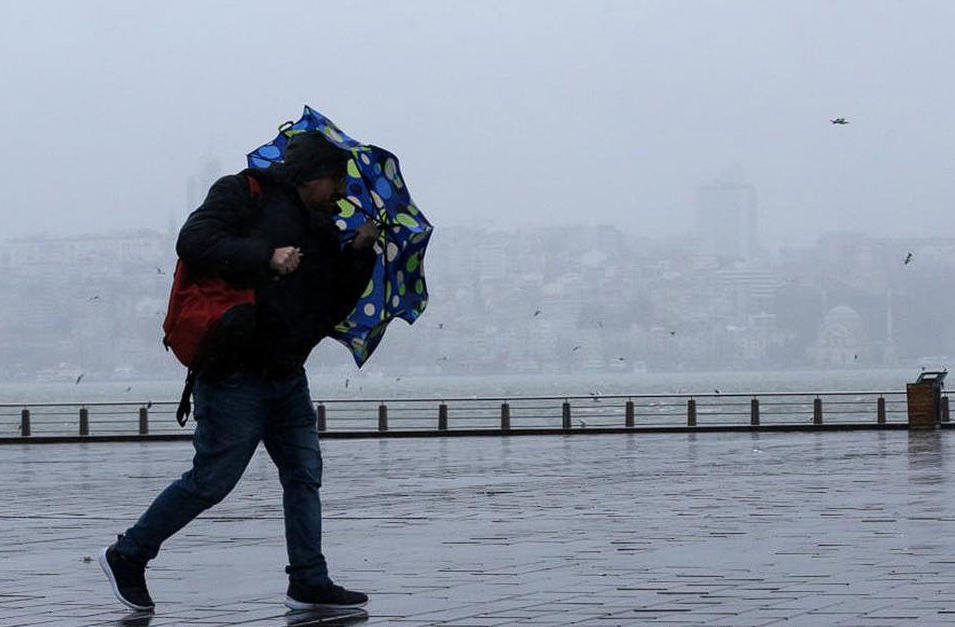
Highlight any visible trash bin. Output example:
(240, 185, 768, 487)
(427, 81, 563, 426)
(906, 371, 947, 429)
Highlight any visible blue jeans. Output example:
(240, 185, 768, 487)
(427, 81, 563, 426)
(116, 371, 330, 587)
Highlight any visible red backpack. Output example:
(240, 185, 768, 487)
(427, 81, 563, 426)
(163, 173, 261, 424)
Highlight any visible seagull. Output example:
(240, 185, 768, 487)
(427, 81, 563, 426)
(395, 377, 401, 382)
(533, 309, 541, 317)
(830, 117, 849, 125)
(904, 252, 913, 265)
(75, 373, 84, 385)
(88, 295, 100, 302)
(572, 345, 582, 352)
(714, 389, 720, 394)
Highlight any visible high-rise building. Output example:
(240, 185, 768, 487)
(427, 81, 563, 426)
(185, 154, 223, 215)
(695, 180, 757, 260)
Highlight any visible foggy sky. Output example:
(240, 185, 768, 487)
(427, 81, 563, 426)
(2, 1, 954, 247)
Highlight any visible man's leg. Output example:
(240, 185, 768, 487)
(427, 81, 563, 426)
(115, 373, 266, 562)
(262, 374, 329, 587)
(264, 373, 368, 609)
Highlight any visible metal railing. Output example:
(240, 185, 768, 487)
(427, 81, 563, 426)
(1, 389, 949, 441)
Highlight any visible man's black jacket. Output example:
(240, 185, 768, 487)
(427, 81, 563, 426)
(176, 168, 375, 379)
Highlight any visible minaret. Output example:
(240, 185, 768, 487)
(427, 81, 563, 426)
(883, 287, 897, 365)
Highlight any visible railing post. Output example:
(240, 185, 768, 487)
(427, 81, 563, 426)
(942, 396, 950, 423)
(378, 404, 388, 431)
(139, 407, 148, 435)
(625, 400, 635, 427)
(438, 403, 448, 430)
(562, 401, 571, 430)
(501, 402, 510, 431)
(877, 396, 886, 425)
(687, 399, 697, 427)
(813, 397, 823, 425)
(315, 403, 326, 431)
(20, 409, 30, 437)
(79, 407, 89, 436)
(750, 398, 759, 426)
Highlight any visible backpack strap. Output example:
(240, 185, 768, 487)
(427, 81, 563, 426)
(245, 173, 261, 201)
(175, 369, 197, 427)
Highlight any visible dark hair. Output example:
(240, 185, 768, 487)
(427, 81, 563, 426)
(283, 132, 347, 183)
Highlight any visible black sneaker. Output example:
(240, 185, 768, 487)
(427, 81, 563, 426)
(285, 581, 368, 610)
(98, 543, 154, 611)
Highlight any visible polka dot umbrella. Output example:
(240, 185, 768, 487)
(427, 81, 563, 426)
(247, 105, 432, 366)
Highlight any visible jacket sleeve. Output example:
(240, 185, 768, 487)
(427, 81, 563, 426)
(176, 175, 274, 283)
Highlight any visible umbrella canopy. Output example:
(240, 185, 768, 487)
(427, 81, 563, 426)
(247, 105, 432, 366)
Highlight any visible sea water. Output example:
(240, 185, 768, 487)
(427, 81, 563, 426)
(0, 367, 928, 405)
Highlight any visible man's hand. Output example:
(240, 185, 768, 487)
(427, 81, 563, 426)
(351, 221, 379, 250)
(270, 246, 303, 275)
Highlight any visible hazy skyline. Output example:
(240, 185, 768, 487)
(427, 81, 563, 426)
(2, 1, 954, 247)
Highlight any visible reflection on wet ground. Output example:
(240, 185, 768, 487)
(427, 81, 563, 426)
(1, 431, 954, 625)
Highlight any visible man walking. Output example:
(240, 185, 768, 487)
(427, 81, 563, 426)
(99, 132, 377, 611)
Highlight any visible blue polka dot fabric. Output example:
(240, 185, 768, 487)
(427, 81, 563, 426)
(247, 105, 432, 367)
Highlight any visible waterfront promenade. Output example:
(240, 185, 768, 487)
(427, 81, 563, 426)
(2, 431, 954, 626)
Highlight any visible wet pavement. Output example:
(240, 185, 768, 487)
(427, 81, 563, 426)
(1, 431, 954, 626)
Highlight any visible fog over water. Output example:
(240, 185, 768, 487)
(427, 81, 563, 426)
(1, 2, 954, 393)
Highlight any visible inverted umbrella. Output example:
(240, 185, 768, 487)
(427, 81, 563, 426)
(247, 105, 432, 366)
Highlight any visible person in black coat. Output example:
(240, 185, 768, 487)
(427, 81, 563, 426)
(100, 132, 375, 611)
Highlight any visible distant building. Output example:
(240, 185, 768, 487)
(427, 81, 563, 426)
(695, 180, 757, 260)
(807, 305, 875, 367)
(184, 154, 223, 222)
(0, 230, 171, 280)
(710, 264, 780, 321)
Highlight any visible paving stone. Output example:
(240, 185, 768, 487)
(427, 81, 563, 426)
(1, 431, 954, 625)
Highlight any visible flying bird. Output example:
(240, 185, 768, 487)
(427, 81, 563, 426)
(344, 378, 349, 389)
(904, 252, 913, 265)
(146, 401, 152, 409)
(572, 345, 582, 352)
(438, 323, 444, 329)
(75, 373, 84, 385)
(617, 357, 625, 361)
(156, 267, 164, 274)
(533, 309, 541, 317)
(578, 419, 587, 428)
(88, 295, 100, 302)
(669, 331, 676, 336)
(830, 117, 849, 125)
(124, 386, 132, 392)
(438, 356, 448, 361)
(714, 389, 720, 394)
